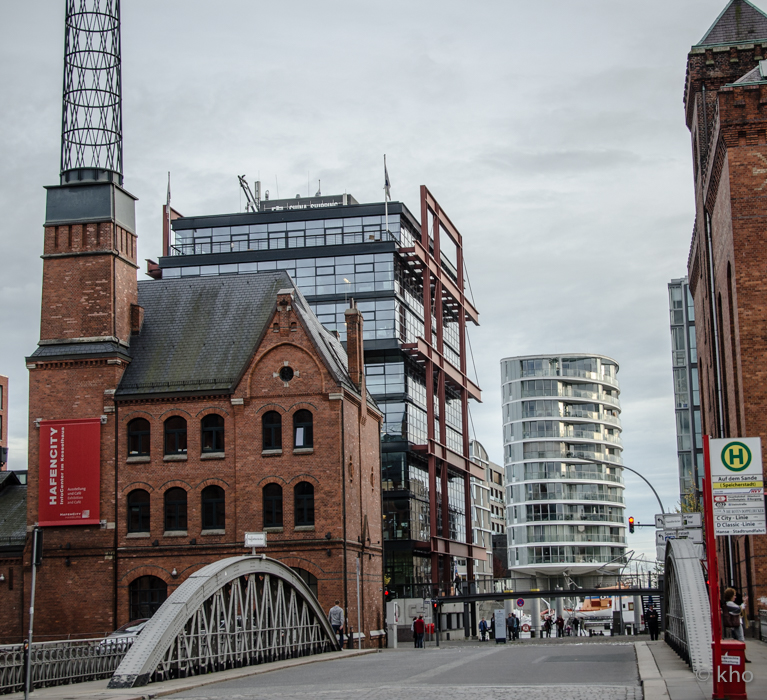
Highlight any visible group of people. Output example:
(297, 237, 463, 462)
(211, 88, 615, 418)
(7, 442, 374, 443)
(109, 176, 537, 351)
(477, 613, 521, 641)
(542, 615, 567, 637)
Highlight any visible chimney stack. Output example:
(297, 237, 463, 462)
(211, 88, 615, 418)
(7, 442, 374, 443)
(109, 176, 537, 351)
(344, 299, 365, 395)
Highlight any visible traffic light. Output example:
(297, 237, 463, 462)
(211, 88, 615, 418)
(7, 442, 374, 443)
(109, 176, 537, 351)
(384, 587, 390, 601)
(628, 517, 635, 534)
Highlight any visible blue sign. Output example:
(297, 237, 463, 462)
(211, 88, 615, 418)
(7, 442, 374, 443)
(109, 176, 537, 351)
(516, 598, 525, 608)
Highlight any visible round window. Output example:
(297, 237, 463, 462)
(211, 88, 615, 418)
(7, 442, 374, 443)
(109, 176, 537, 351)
(279, 366, 294, 382)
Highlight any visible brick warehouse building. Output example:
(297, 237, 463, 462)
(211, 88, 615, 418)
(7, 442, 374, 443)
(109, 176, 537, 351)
(19, 225, 383, 642)
(684, 0, 767, 627)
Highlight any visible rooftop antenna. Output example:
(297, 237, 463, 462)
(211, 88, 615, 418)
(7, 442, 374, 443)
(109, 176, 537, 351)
(315, 179, 321, 196)
(238, 175, 261, 213)
(60, 0, 123, 185)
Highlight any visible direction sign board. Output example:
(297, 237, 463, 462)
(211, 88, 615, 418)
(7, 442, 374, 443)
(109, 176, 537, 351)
(655, 513, 702, 529)
(656, 528, 703, 545)
(710, 438, 766, 536)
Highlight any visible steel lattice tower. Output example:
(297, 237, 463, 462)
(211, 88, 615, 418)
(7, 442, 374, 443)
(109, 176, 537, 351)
(60, 0, 123, 184)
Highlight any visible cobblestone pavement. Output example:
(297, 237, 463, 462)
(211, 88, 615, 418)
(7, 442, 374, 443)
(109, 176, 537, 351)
(169, 643, 642, 700)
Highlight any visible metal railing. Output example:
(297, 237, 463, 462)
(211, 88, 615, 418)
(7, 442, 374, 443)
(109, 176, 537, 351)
(0, 636, 134, 695)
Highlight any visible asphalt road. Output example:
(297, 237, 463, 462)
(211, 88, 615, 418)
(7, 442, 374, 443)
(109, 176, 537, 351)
(168, 642, 642, 700)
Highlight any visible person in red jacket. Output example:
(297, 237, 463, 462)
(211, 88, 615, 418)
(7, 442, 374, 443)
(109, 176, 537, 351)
(413, 615, 425, 648)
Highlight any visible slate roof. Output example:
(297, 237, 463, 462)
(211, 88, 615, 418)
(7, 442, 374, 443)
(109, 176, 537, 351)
(29, 340, 130, 362)
(697, 0, 767, 46)
(731, 63, 767, 83)
(116, 271, 360, 399)
(0, 472, 27, 548)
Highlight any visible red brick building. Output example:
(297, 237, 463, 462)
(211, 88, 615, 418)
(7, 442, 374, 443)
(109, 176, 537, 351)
(684, 0, 767, 627)
(15, 193, 383, 642)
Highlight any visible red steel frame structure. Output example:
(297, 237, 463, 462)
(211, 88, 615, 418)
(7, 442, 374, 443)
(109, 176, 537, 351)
(400, 186, 484, 587)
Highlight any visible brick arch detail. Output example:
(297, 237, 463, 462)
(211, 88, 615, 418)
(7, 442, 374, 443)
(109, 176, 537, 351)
(118, 564, 172, 585)
(288, 474, 320, 486)
(257, 475, 288, 487)
(121, 409, 154, 424)
(246, 342, 327, 398)
(286, 401, 320, 414)
(194, 406, 231, 418)
(195, 477, 230, 491)
(122, 481, 156, 494)
(253, 403, 289, 417)
(159, 408, 193, 420)
(157, 478, 194, 492)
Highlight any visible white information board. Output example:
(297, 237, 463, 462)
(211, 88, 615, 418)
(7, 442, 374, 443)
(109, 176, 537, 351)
(710, 438, 766, 536)
(494, 609, 506, 641)
(244, 532, 267, 548)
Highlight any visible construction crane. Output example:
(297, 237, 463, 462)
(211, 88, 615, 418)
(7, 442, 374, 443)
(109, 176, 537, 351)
(238, 175, 261, 213)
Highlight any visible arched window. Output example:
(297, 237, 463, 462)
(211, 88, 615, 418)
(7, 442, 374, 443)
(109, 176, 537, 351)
(164, 417, 187, 455)
(127, 489, 150, 533)
(291, 567, 318, 598)
(262, 411, 282, 450)
(164, 487, 187, 531)
(263, 483, 283, 527)
(127, 418, 150, 456)
(129, 576, 167, 620)
(201, 485, 225, 530)
(201, 414, 225, 452)
(294, 481, 315, 526)
(293, 410, 313, 448)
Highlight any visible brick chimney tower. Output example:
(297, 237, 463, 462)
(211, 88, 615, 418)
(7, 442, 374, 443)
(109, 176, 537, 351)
(24, 0, 136, 635)
(344, 299, 365, 397)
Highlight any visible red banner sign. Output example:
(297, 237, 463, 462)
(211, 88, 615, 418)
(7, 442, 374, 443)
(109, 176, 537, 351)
(38, 418, 101, 526)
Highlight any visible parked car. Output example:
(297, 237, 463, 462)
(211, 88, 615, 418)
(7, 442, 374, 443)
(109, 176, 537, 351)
(99, 619, 148, 651)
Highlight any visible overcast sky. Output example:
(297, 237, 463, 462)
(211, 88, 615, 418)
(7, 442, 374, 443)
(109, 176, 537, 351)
(0, 0, 738, 561)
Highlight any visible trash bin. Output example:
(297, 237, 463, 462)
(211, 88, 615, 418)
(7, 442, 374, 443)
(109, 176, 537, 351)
(714, 639, 748, 700)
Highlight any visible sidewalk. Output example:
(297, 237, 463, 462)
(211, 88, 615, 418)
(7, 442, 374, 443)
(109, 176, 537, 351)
(3, 648, 376, 700)
(646, 638, 767, 699)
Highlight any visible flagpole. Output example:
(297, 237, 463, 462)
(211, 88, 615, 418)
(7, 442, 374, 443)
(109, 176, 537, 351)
(384, 154, 389, 240)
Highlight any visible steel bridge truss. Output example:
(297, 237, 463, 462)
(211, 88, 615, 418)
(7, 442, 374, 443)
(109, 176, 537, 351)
(663, 538, 712, 674)
(109, 556, 338, 689)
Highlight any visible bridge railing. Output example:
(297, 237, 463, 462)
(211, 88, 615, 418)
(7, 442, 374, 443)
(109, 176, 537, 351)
(0, 636, 134, 695)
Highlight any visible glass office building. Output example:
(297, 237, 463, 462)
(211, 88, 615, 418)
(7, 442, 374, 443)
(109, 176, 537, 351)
(500, 354, 627, 581)
(157, 190, 482, 590)
(668, 277, 702, 506)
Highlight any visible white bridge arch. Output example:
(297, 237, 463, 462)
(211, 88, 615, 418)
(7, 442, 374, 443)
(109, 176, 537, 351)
(663, 538, 712, 675)
(109, 556, 339, 689)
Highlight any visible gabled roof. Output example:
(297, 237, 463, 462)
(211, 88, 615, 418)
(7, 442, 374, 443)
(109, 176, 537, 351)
(116, 271, 360, 398)
(697, 0, 767, 46)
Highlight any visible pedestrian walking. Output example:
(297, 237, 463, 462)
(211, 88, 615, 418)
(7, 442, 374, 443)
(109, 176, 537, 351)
(646, 604, 659, 641)
(413, 614, 425, 648)
(411, 617, 417, 648)
(479, 617, 488, 641)
(543, 616, 552, 638)
(556, 616, 564, 638)
(572, 617, 580, 636)
(490, 615, 495, 640)
(328, 600, 345, 647)
(506, 613, 515, 641)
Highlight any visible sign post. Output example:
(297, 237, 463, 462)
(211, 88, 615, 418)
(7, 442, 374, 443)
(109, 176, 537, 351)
(705, 435, 762, 700)
(244, 532, 267, 555)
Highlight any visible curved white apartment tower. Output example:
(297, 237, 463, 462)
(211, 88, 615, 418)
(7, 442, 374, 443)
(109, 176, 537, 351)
(501, 354, 627, 580)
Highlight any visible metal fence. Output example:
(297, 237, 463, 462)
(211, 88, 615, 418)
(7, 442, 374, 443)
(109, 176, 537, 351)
(0, 636, 133, 695)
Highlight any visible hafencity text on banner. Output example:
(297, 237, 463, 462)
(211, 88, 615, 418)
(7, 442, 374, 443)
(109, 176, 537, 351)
(709, 437, 766, 536)
(37, 418, 101, 526)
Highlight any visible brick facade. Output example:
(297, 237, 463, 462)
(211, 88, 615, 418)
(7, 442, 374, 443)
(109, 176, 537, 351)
(685, 12, 767, 627)
(10, 200, 383, 645)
